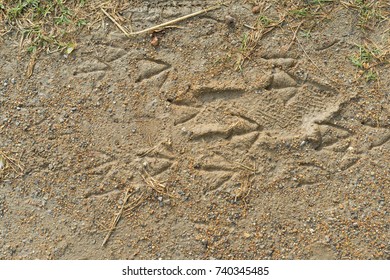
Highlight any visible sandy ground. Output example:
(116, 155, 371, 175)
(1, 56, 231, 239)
(0, 0, 389, 259)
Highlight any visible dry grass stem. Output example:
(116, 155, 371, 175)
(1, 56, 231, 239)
(235, 162, 257, 173)
(140, 171, 167, 195)
(124, 192, 147, 217)
(102, 4, 223, 37)
(102, 188, 132, 246)
(294, 34, 340, 86)
(26, 51, 37, 78)
(286, 21, 303, 51)
(0, 150, 24, 175)
(101, 8, 130, 37)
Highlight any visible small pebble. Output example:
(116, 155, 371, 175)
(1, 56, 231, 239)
(0, 157, 5, 169)
(252, 6, 260, 14)
(324, 236, 330, 243)
(151, 36, 159, 47)
(225, 15, 236, 27)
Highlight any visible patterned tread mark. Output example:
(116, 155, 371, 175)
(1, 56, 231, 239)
(251, 108, 286, 129)
(278, 87, 299, 105)
(228, 109, 262, 127)
(306, 79, 337, 93)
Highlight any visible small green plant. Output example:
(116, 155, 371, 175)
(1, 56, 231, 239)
(27, 45, 37, 53)
(300, 30, 312, 38)
(257, 15, 272, 26)
(76, 19, 87, 27)
(54, 13, 71, 25)
(365, 70, 377, 82)
(289, 8, 309, 18)
(1, 0, 86, 53)
(349, 45, 385, 82)
(351, 0, 385, 29)
(240, 32, 249, 52)
(349, 45, 380, 69)
(54, 2, 71, 25)
(309, 0, 334, 5)
(33, 4, 52, 19)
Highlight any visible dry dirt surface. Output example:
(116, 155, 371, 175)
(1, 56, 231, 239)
(0, 0, 389, 259)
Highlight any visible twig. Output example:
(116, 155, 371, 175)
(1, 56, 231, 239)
(243, 24, 256, 30)
(235, 16, 286, 70)
(102, 4, 223, 37)
(101, 8, 130, 37)
(26, 50, 37, 78)
(124, 192, 147, 217)
(286, 21, 303, 51)
(138, 145, 157, 157)
(294, 34, 339, 86)
(140, 170, 178, 198)
(140, 171, 166, 194)
(235, 161, 256, 173)
(154, 25, 185, 32)
(0, 151, 23, 174)
(102, 188, 131, 246)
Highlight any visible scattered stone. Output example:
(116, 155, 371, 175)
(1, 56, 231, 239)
(0, 156, 5, 170)
(252, 6, 260, 14)
(151, 36, 159, 47)
(225, 15, 235, 28)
